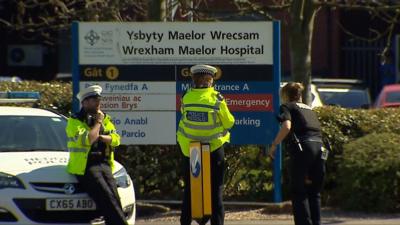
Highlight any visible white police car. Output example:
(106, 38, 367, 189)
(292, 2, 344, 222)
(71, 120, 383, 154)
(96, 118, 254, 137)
(0, 92, 135, 225)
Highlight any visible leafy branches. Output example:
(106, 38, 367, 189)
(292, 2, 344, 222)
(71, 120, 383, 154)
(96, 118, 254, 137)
(0, 0, 147, 42)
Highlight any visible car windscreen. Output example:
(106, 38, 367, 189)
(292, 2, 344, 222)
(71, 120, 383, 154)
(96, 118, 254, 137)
(0, 116, 67, 152)
(386, 91, 400, 103)
(318, 89, 370, 108)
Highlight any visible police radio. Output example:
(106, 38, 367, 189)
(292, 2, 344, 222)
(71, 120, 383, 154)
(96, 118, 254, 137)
(86, 114, 96, 127)
(189, 142, 212, 222)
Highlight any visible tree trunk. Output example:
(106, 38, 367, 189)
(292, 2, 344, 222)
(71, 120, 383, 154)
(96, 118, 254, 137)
(288, 0, 318, 105)
(148, 0, 166, 21)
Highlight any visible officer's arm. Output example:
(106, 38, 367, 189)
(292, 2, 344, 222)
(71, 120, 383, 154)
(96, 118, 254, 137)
(218, 100, 235, 129)
(88, 111, 105, 145)
(272, 120, 291, 146)
(101, 118, 121, 147)
(88, 122, 102, 145)
(272, 104, 292, 146)
(99, 135, 112, 144)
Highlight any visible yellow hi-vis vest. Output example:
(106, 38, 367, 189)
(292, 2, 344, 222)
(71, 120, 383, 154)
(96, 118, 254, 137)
(66, 114, 121, 175)
(177, 87, 235, 157)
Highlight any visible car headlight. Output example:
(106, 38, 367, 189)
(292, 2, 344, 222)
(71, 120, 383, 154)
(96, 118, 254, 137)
(0, 172, 25, 189)
(113, 167, 131, 188)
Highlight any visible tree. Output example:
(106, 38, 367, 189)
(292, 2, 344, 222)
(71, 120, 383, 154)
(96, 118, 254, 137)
(1, 0, 399, 103)
(200, 0, 400, 105)
(288, 0, 317, 104)
(0, 0, 148, 43)
(157, 0, 400, 104)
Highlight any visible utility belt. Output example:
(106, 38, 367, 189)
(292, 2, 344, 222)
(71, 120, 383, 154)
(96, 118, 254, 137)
(88, 146, 111, 163)
(88, 151, 108, 163)
(289, 133, 322, 151)
(300, 137, 323, 143)
(289, 134, 328, 160)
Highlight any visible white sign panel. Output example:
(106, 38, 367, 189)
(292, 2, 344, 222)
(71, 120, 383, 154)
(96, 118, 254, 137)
(80, 82, 176, 111)
(80, 81, 176, 145)
(78, 22, 273, 65)
(73, 21, 278, 145)
(110, 111, 176, 145)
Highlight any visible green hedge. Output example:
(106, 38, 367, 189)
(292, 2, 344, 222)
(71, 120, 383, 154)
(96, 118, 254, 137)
(115, 144, 274, 201)
(223, 145, 273, 201)
(315, 107, 400, 209)
(2, 81, 400, 212)
(114, 145, 183, 200)
(338, 132, 400, 212)
(0, 81, 72, 116)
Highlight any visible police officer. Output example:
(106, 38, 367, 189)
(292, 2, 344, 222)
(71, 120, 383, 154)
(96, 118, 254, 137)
(269, 82, 325, 225)
(66, 85, 127, 225)
(177, 65, 235, 225)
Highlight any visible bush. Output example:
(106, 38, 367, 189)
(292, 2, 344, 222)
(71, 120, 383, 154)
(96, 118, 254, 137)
(114, 145, 183, 200)
(315, 106, 400, 207)
(0, 81, 72, 116)
(114, 144, 274, 201)
(224, 145, 273, 201)
(338, 132, 400, 212)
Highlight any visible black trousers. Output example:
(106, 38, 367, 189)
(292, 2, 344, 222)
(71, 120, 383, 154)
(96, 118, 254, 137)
(180, 147, 225, 225)
(289, 141, 325, 225)
(76, 160, 127, 225)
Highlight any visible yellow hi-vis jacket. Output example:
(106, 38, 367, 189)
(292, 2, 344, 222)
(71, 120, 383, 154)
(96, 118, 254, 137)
(66, 114, 121, 175)
(177, 87, 235, 157)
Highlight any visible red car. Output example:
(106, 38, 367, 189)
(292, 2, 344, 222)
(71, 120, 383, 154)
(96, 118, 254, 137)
(374, 84, 400, 108)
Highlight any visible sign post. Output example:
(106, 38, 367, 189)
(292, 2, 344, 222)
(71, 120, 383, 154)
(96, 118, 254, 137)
(189, 142, 212, 221)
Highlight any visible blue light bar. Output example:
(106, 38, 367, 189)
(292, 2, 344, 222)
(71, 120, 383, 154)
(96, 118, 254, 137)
(7, 91, 40, 99)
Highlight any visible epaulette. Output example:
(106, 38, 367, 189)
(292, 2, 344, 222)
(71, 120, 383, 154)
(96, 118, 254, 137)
(71, 109, 85, 122)
(216, 92, 224, 101)
(181, 89, 190, 99)
(71, 112, 80, 119)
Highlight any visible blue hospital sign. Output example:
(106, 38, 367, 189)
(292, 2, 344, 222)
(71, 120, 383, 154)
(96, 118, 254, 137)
(72, 21, 280, 145)
(72, 21, 282, 202)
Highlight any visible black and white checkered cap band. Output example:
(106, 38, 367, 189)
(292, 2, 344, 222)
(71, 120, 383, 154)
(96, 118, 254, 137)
(190, 65, 217, 77)
(192, 68, 215, 75)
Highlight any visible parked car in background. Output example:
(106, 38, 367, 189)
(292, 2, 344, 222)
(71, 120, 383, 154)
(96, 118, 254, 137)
(0, 76, 22, 82)
(54, 73, 72, 82)
(312, 78, 371, 109)
(374, 84, 400, 108)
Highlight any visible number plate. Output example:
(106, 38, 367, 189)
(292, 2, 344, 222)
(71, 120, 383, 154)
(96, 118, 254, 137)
(45, 198, 96, 211)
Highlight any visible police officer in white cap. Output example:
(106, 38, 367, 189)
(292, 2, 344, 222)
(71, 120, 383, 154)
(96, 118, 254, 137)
(177, 65, 235, 225)
(66, 85, 127, 225)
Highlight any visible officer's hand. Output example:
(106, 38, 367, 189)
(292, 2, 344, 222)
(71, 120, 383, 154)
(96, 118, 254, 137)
(96, 110, 104, 123)
(269, 144, 277, 160)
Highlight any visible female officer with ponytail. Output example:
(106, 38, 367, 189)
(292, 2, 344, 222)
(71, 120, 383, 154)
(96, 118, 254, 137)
(269, 82, 326, 225)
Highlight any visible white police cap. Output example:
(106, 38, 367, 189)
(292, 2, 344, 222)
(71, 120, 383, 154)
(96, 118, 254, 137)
(190, 64, 218, 77)
(77, 85, 102, 101)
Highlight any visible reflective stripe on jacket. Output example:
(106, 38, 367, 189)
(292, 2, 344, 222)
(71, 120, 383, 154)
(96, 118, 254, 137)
(177, 87, 235, 156)
(66, 114, 121, 175)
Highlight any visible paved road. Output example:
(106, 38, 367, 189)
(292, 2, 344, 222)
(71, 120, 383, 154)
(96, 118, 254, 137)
(135, 209, 400, 225)
(136, 217, 400, 225)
